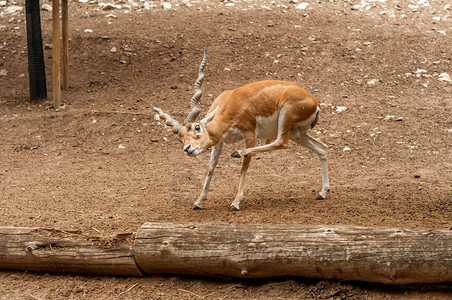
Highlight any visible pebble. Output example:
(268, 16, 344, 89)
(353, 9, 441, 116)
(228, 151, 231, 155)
(335, 106, 347, 113)
(162, 2, 171, 9)
(438, 73, 451, 82)
(4, 5, 23, 14)
(101, 3, 117, 10)
(295, 3, 309, 10)
(367, 79, 378, 86)
(0, 69, 7, 76)
(41, 4, 52, 11)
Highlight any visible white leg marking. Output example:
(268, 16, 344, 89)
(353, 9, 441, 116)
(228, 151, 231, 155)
(230, 154, 252, 211)
(193, 143, 223, 209)
(290, 130, 329, 199)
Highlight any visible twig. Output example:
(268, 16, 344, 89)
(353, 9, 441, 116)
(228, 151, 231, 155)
(60, 230, 83, 236)
(177, 288, 204, 299)
(118, 283, 138, 296)
(220, 284, 246, 299)
(91, 227, 102, 234)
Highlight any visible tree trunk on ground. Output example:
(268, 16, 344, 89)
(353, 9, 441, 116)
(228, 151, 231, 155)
(134, 223, 452, 284)
(0, 227, 141, 276)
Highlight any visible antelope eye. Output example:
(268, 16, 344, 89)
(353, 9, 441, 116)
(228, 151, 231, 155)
(195, 124, 201, 131)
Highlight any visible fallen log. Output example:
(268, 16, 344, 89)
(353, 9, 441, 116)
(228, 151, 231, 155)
(0, 227, 141, 276)
(134, 223, 452, 284)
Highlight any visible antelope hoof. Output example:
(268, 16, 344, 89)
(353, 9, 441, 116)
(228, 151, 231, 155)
(231, 151, 241, 158)
(192, 205, 202, 210)
(231, 151, 248, 158)
(315, 195, 325, 200)
(229, 205, 240, 211)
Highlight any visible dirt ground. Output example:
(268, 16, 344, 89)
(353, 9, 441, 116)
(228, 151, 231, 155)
(1, 0, 451, 298)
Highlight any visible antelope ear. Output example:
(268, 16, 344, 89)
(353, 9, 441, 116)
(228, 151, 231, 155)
(201, 106, 218, 126)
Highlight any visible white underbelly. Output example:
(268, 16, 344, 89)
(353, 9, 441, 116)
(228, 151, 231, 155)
(255, 111, 279, 140)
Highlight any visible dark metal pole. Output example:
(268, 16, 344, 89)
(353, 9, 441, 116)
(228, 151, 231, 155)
(25, 0, 47, 100)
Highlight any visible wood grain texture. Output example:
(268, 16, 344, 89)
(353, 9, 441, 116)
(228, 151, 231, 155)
(0, 227, 141, 276)
(52, 0, 61, 107)
(135, 223, 452, 284)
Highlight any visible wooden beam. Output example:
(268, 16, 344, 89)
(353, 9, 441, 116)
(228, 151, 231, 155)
(25, 0, 47, 100)
(52, 0, 61, 108)
(0, 227, 142, 276)
(134, 223, 452, 284)
(61, 0, 69, 91)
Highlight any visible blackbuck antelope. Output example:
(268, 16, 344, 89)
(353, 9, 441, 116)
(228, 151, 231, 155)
(151, 49, 329, 211)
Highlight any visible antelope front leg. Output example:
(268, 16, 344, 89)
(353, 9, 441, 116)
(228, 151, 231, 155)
(229, 155, 252, 211)
(193, 143, 223, 210)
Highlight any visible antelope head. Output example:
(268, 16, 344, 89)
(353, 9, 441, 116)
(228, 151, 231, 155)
(151, 49, 214, 156)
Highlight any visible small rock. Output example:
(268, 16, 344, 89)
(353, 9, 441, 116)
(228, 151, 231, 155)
(181, 0, 192, 7)
(343, 147, 351, 152)
(55, 104, 66, 111)
(101, 3, 116, 10)
(0, 69, 7, 76)
(367, 79, 378, 86)
(295, 3, 309, 9)
(161, 2, 171, 9)
(395, 117, 404, 122)
(335, 106, 347, 113)
(0, 1, 7, 7)
(118, 144, 126, 149)
(41, 3, 52, 11)
(5, 6, 23, 14)
(438, 73, 451, 82)
(110, 47, 117, 53)
(84, 29, 93, 33)
(414, 174, 421, 179)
